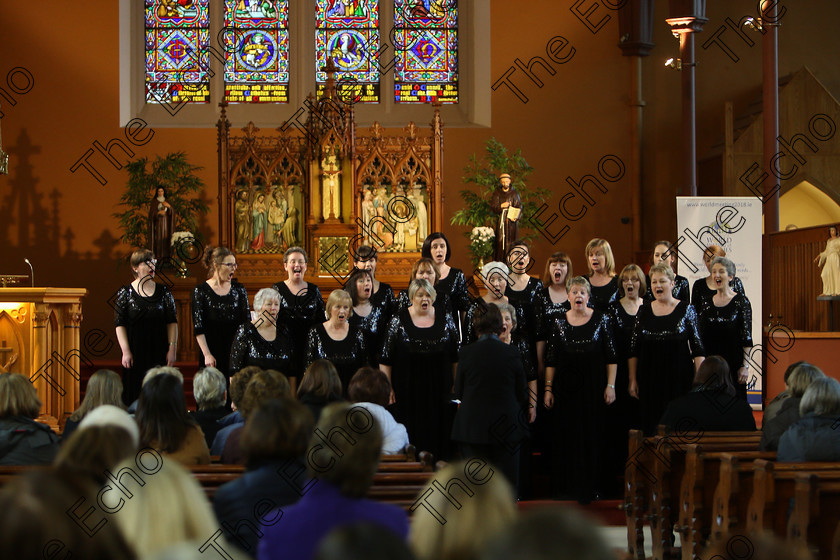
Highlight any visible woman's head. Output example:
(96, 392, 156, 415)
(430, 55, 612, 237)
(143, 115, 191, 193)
(703, 245, 726, 272)
(649, 262, 676, 300)
(0, 373, 41, 419)
(474, 303, 504, 337)
(543, 252, 573, 288)
(253, 287, 281, 318)
(409, 279, 437, 309)
(129, 249, 156, 278)
(69, 369, 123, 422)
(353, 245, 378, 276)
(242, 397, 314, 466)
(567, 276, 592, 310)
(202, 246, 236, 280)
(710, 257, 736, 286)
(240, 370, 292, 419)
(800, 377, 840, 417)
(78, 405, 140, 448)
(346, 268, 374, 305)
(618, 264, 646, 299)
(506, 240, 531, 274)
(298, 359, 343, 401)
(787, 363, 825, 398)
(830, 225, 838, 237)
(422, 232, 451, 264)
(326, 289, 353, 322)
(495, 302, 517, 339)
(54, 426, 137, 485)
(348, 367, 392, 407)
(230, 366, 263, 410)
(652, 240, 677, 266)
(284, 246, 308, 280)
(585, 238, 615, 276)
(480, 261, 509, 298)
(192, 367, 227, 411)
(411, 257, 440, 285)
(155, 186, 166, 198)
(693, 355, 735, 396)
(136, 373, 194, 453)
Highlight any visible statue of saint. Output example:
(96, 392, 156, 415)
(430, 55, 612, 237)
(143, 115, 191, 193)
(321, 146, 342, 220)
(489, 173, 522, 262)
(816, 225, 840, 295)
(234, 190, 250, 253)
(149, 186, 175, 262)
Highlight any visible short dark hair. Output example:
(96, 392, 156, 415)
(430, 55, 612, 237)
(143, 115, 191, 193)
(348, 367, 391, 407)
(353, 245, 378, 264)
(242, 398, 314, 466)
(474, 302, 504, 336)
(136, 374, 197, 453)
(421, 232, 451, 262)
(693, 355, 735, 396)
(298, 359, 343, 401)
(345, 268, 373, 305)
(230, 366, 263, 409)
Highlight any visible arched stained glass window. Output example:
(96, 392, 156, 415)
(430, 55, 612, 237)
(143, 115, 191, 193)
(315, 1, 381, 103)
(223, 1, 290, 103)
(393, 0, 458, 103)
(145, 0, 211, 104)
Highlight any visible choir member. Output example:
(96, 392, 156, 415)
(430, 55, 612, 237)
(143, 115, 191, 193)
(306, 289, 369, 393)
(271, 247, 325, 378)
(585, 238, 619, 312)
(536, 252, 573, 377)
(697, 257, 753, 401)
(114, 249, 177, 405)
(352, 245, 396, 319)
(497, 301, 537, 420)
(543, 276, 617, 503)
(629, 263, 705, 435)
(192, 246, 250, 377)
(347, 268, 390, 365)
(421, 232, 470, 332)
(463, 261, 509, 344)
(690, 244, 746, 310)
(504, 240, 544, 385)
(229, 288, 294, 374)
(380, 279, 459, 460)
(644, 240, 689, 302)
(395, 257, 440, 311)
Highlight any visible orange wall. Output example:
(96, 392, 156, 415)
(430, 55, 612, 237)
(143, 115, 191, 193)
(1, 0, 838, 363)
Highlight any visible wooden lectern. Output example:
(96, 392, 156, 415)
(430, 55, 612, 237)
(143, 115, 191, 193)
(0, 288, 87, 430)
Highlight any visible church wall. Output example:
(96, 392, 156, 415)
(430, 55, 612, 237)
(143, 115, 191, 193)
(1, 0, 838, 363)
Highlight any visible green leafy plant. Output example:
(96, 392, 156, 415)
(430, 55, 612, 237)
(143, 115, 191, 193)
(451, 138, 551, 263)
(113, 152, 209, 249)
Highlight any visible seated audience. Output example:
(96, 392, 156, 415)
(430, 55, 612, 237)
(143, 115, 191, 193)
(211, 366, 262, 455)
(701, 533, 813, 560)
(258, 403, 409, 560)
(0, 373, 59, 465)
(0, 469, 136, 560)
(221, 369, 291, 464)
(762, 360, 807, 426)
(297, 359, 344, 422)
(54, 425, 137, 484)
(127, 365, 184, 414)
(214, 397, 314, 555)
(348, 367, 409, 454)
(481, 507, 615, 560)
(62, 368, 124, 441)
(659, 356, 756, 432)
(761, 363, 824, 451)
(78, 403, 140, 447)
(136, 373, 210, 465)
(778, 377, 840, 462)
(411, 460, 517, 560)
(315, 522, 416, 560)
(190, 366, 229, 448)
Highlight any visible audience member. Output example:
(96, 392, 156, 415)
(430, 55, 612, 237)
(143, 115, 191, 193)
(659, 356, 756, 432)
(214, 397, 314, 555)
(297, 359, 344, 422)
(315, 522, 416, 560)
(78, 403, 140, 447)
(258, 402, 409, 560)
(190, 366, 230, 447)
(0, 373, 59, 465)
(0, 469, 136, 559)
(221, 369, 291, 464)
(761, 363, 824, 451)
(348, 367, 409, 454)
(778, 377, 840, 462)
(127, 365, 184, 414)
(62, 368, 124, 441)
(54, 425, 137, 484)
(212, 366, 262, 455)
(411, 460, 517, 560)
(136, 373, 210, 465)
(762, 360, 807, 425)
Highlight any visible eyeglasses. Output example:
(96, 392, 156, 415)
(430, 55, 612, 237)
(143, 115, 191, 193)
(145, 259, 158, 267)
(221, 262, 238, 268)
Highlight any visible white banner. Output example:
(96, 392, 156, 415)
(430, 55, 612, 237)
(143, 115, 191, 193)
(676, 197, 763, 408)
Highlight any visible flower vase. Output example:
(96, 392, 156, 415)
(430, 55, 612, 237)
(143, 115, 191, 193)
(478, 257, 485, 270)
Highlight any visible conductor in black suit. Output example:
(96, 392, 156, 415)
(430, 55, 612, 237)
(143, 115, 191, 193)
(451, 302, 530, 494)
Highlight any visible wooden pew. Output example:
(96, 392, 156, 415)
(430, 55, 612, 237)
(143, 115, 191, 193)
(711, 452, 775, 544)
(788, 475, 840, 560)
(674, 447, 775, 560)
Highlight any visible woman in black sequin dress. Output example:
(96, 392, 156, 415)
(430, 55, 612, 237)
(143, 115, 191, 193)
(380, 279, 460, 460)
(271, 247, 325, 378)
(690, 244, 746, 310)
(114, 249, 178, 405)
(422, 232, 470, 336)
(192, 246, 250, 377)
(543, 276, 617, 503)
(394, 257, 440, 312)
(536, 252, 573, 377)
(585, 238, 619, 312)
(229, 287, 294, 374)
(306, 289, 368, 394)
(347, 268, 389, 366)
(351, 245, 396, 322)
(463, 261, 509, 344)
(697, 257, 753, 401)
(630, 263, 705, 436)
(504, 240, 544, 385)
(644, 241, 690, 302)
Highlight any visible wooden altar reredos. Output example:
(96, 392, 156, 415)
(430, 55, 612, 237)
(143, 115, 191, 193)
(216, 67, 444, 288)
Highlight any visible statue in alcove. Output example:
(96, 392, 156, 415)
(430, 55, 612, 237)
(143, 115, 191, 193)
(816, 224, 840, 295)
(321, 146, 342, 220)
(149, 186, 174, 263)
(234, 190, 250, 253)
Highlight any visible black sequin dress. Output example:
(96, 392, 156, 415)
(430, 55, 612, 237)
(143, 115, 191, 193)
(271, 281, 325, 377)
(305, 323, 369, 393)
(690, 276, 746, 310)
(631, 300, 705, 435)
(229, 322, 294, 375)
(644, 274, 690, 302)
(113, 283, 177, 404)
(380, 308, 460, 460)
(350, 283, 394, 365)
(698, 293, 753, 400)
(536, 287, 571, 342)
(505, 277, 544, 383)
(588, 276, 619, 312)
(545, 311, 617, 501)
(191, 281, 250, 376)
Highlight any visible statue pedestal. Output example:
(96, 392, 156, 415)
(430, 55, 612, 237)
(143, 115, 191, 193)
(817, 295, 840, 331)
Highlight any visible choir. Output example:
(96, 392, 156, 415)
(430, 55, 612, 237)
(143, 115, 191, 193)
(113, 236, 753, 501)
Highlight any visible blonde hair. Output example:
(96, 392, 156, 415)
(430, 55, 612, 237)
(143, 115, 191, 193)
(142, 366, 184, 386)
(567, 276, 592, 296)
(800, 377, 840, 417)
(408, 278, 437, 303)
(585, 238, 615, 276)
(69, 369, 124, 422)
(410, 460, 517, 560)
(0, 373, 41, 419)
(325, 289, 353, 319)
(649, 262, 676, 283)
(619, 264, 647, 297)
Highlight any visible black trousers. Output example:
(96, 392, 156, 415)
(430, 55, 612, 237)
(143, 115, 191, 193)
(458, 441, 521, 498)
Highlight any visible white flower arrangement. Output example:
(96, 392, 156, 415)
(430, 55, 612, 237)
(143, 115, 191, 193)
(469, 226, 496, 262)
(170, 231, 195, 247)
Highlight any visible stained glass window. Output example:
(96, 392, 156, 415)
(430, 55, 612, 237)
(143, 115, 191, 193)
(315, 1, 381, 103)
(224, 1, 289, 103)
(394, 0, 458, 103)
(145, 0, 211, 104)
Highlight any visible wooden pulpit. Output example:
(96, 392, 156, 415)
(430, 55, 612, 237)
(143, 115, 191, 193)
(0, 288, 87, 430)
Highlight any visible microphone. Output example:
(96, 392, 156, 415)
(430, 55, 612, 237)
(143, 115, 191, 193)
(24, 258, 34, 287)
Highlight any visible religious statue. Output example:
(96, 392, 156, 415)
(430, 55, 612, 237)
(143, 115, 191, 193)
(361, 187, 375, 241)
(149, 186, 175, 263)
(250, 192, 267, 250)
(267, 199, 283, 246)
(816, 225, 840, 295)
(234, 190, 250, 253)
(489, 172, 522, 262)
(409, 183, 428, 242)
(321, 146, 342, 220)
(283, 202, 299, 246)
